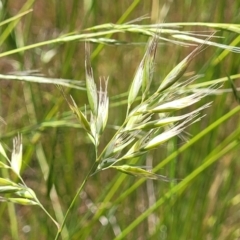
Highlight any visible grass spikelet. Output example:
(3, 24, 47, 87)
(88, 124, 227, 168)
(141, 35, 158, 101)
(58, 86, 92, 135)
(95, 77, 109, 136)
(69, 96, 92, 134)
(1, 197, 38, 206)
(0, 186, 22, 193)
(128, 104, 210, 131)
(157, 44, 204, 92)
(85, 43, 98, 116)
(11, 134, 22, 175)
(109, 165, 174, 181)
(15, 187, 37, 199)
(127, 35, 158, 114)
(0, 178, 19, 186)
(145, 91, 208, 113)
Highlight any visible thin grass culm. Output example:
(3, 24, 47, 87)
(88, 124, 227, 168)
(52, 31, 216, 238)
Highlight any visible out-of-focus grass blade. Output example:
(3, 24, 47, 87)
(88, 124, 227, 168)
(0, 143, 10, 161)
(0, 74, 85, 90)
(0, 9, 33, 27)
(114, 138, 240, 240)
(226, 74, 240, 103)
(1, 23, 240, 58)
(172, 34, 240, 53)
(0, 0, 35, 45)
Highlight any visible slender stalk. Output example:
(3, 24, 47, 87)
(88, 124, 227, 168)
(54, 161, 98, 240)
(37, 202, 60, 230)
(17, 175, 60, 229)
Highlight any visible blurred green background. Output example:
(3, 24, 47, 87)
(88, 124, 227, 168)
(0, 0, 240, 239)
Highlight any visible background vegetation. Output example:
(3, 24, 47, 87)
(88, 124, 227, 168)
(0, 0, 240, 239)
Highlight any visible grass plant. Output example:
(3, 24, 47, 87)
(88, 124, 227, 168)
(0, 1, 240, 240)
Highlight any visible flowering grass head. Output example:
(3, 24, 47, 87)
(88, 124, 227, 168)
(67, 36, 215, 180)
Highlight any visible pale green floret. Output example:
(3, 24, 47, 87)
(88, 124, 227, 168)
(128, 36, 158, 113)
(69, 97, 91, 133)
(11, 135, 22, 175)
(0, 178, 18, 186)
(146, 91, 206, 113)
(90, 113, 97, 142)
(157, 42, 205, 93)
(157, 54, 190, 92)
(85, 43, 98, 116)
(15, 187, 37, 199)
(102, 140, 115, 159)
(111, 132, 138, 154)
(96, 78, 109, 135)
(0, 185, 22, 193)
(128, 58, 144, 109)
(119, 132, 151, 160)
(109, 165, 172, 181)
(112, 137, 135, 155)
(125, 114, 150, 130)
(142, 113, 200, 151)
(143, 127, 183, 150)
(89, 78, 109, 146)
(101, 131, 140, 164)
(6, 198, 38, 205)
(141, 37, 158, 101)
(129, 114, 191, 130)
(102, 133, 135, 159)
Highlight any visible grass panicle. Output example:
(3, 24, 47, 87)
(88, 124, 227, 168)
(0, 2, 240, 239)
(95, 37, 214, 175)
